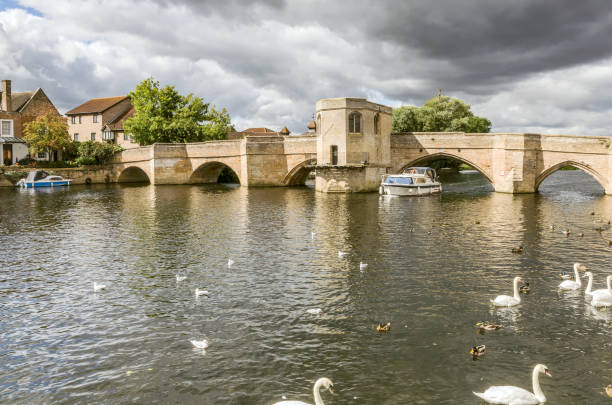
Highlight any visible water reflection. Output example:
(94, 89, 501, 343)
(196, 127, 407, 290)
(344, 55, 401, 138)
(0, 170, 611, 404)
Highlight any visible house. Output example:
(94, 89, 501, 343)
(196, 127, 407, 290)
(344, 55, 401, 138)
(66, 96, 138, 149)
(0, 79, 60, 165)
(227, 126, 291, 140)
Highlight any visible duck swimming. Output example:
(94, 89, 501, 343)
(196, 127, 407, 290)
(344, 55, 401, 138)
(511, 246, 523, 254)
(376, 322, 391, 332)
(475, 321, 501, 331)
(520, 282, 531, 293)
(470, 345, 486, 357)
(605, 384, 612, 398)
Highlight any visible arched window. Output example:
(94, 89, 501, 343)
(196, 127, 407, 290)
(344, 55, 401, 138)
(374, 113, 379, 135)
(348, 111, 361, 133)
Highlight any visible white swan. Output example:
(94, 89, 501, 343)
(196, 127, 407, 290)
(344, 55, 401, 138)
(491, 277, 523, 307)
(558, 263, 584, 290)
(473, 364, 551, 404)
(228, 259, 234, 268)
(306, 308, 322, 315)
(195, 288, 209, 297)
(590, 275, 612, 307)
(359, 262, 368, 270)
(273, 377, 333, 405)
(338, 251, 348, 258)
(584, 272, 612, 299)
(93, 282, 106, 292)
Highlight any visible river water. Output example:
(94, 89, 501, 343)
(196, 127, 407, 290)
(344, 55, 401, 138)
(0, 170, 611, 404)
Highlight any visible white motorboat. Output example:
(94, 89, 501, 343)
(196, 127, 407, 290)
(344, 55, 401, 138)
(16, 170, 72, 188)
(379, 167, 441, 196)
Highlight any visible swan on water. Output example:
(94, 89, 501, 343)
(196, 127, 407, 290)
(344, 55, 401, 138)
(491, 277, 523, 307)
(195, 288, 209, 297)
(228, 259, 234, 268)
(175, 274, 187, 282)
(311, 232, 316, 239)
(306, 308, 322, 315)
(338, 251, 348, 258)
(473, 364, 551, 404)
(584, 272, 612, 299)
(273, 377, 333, 405)
(190, 339, 208, 350)
(359, 262, 368, 270)
(590, 275, 612, 307)
(559, 263, 584, 290)
(93, 282, 106, 292)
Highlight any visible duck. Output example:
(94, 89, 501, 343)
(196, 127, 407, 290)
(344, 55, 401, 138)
(376, 322, 391, 332)
(491, 276, 523, 307)
(511, 246, 523, 254)
(338, 251, 348, 258)
(559, 263, 584, 290)
(562, 229, 571, 236)
(475, 321, 501, 331)
(473, 364, 551, 405)
(190, 339, 209, 350)
(227, 259, 234, 268)
(605, 384, 612, 398)
(175, 274, 187, 282)
(195, 288, 209, 297)
(273, 377, 334, 405)
(470, 345, 486, 357)
(578, 232, 584, 237)
(359, 262, 368, 270)
(474, 220, 481, 224)
(549, 225, 555, 230)
(519, 282, 531, 294)
(560, 271, 572, 280)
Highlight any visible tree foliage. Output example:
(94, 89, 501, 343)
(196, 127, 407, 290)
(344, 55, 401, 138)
(392, 95, 491, 133)
(22, 112, 72, 154)
(73, 141, 123, 166)
(124, 77, 231, 145)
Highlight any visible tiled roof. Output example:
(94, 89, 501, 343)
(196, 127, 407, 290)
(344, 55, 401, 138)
(242, 127, 276, 133)
(307, 120, 316, 130)
(104, 106, 135, 131)
(11, 91, 35, 112)
(66, 96, 129, 115)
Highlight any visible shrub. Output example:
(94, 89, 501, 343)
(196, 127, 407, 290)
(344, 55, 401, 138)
(75, 141, 123, 166)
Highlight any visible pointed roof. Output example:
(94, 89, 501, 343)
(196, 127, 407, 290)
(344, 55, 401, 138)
(307, 120, 316, 130)
(11, 91, 35, 112)
(66, 95, 129, 115)
(280, 126, 290, 135)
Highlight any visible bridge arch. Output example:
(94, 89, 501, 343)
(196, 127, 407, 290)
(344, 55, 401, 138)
(535, 161, 607, 191)
(398, 152, 494, 184)
(118, 166, 151, 183)
(283, 158, 317, 186)
(190, 161, 241, 184)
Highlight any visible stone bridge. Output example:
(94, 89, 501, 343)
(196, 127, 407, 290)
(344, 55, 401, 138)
(108, 135, 317, 187)
(107, 131, 612, 194)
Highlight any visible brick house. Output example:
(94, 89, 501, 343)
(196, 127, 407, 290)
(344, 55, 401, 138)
(0, 79, 60, 165)
(66, 96, 138, 149)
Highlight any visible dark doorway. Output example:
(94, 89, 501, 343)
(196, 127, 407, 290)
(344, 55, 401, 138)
(331, 145, 338, 165)
(3, 144, 12, 166)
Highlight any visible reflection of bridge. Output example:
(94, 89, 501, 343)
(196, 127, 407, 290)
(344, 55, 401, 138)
(110, 132, 612, 194)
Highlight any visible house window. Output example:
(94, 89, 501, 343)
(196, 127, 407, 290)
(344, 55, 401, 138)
(71, 116, 76, 124)
(0, 119, 13, 136)
(374, 113, 379, 135)
(93, 115, 98, 123)
(74, 133, 79, 141)
(348, 112, 361, 133)
(37, 152, 46, 159)
(103, 130, 114, 140)
(78, 116, 82, 124)
(91, 132, 96, 141)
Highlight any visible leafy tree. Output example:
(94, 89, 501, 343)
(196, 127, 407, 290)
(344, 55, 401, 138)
(124, 77, 232, 145)
(73, 141, 123, 166)
(392, 94, 491, 133)
(22, 112, 72, 160)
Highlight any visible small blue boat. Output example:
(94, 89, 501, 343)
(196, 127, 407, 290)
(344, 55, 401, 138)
(16, 170, 72, 188)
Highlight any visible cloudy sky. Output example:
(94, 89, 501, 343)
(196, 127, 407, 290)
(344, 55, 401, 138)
(1, 0, 612, 135)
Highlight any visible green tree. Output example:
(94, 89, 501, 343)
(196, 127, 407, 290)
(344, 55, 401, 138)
(392, 94, 491, 133)
(23, 112, 72, 160)
(124, 77, 232, 145)
(74, 141, 123, 166)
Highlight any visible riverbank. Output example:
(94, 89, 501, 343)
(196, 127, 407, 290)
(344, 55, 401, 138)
(0, 166, 113, 187)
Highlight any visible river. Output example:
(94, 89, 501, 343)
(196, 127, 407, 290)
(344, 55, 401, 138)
(0, 170, 611, 404)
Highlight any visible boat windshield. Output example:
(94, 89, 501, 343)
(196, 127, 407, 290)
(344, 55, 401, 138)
(403, 167, 426, 175)
(25, 170, 49, 182)
(385, 176, 413, 185)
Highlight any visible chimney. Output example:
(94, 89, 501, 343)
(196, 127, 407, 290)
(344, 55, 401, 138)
(1, 80, 12, 112)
